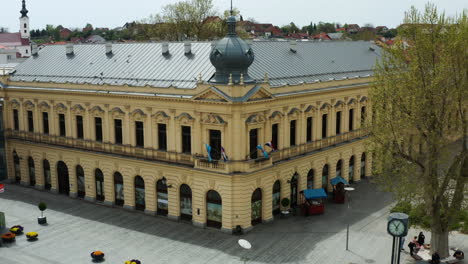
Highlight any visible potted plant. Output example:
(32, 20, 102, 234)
(91, 251, 105, 262)
(38, 202, 47, 225)
(9, 225, 24, 235)
(26, 231, 39, 241)
(125, 260, 141, 264)
(1, 232, 16, 243)
(281, 198, 290, 216)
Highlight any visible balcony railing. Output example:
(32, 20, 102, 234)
(6, 128, 367, 174)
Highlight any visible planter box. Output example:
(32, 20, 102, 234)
(38, 216, 47, 225)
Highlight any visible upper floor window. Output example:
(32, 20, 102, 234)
(349, 109, 354, 131)
(76, 116, 84, 139)
(306, 117, 313, 142)
(13, 109, 19, 131)
(27, 110, 34, 132)
(290, 120, 296, 146)
(157, 123, 167, 151)
(322, 114, 328, 138)
(209, 129, 221, 160)
(249, 128, 258, 159)
(24, 23, 27, 28)
(42, 112, 49, 134)
(95, 117, 103, 142)
(135, 121, 144, 147)
(114, 119, 122, 144)
(271, 123, 278, 150)
(181, 126, 191, 154)
(59, 114, 66, 137)
(336, 111, 342, 135)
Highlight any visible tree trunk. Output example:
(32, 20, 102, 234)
(431, 225, 449, 258)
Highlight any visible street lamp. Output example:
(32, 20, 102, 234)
(238, 239, 252, 264)
(344, 186, 355, 251)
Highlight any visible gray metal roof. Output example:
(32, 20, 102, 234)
(10, 41, 380, 88)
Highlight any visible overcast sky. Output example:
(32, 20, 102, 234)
(1, 0, 466, 32)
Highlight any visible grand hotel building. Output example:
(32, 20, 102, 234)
(0, 16, 377, 232)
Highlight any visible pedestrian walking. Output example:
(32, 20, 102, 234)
(400, 236, 406, 251)
(408, 236, 417, 256)
(418, 232, 425, 246)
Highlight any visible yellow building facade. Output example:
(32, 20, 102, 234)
(0, 19, 377, 232)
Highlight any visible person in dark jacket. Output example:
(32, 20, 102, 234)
(408, 236, 417, 256)
(431, 252, 440, 264)
(417, 232, 425, 246)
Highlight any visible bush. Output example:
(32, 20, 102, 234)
(281, 198, 290, 208)
(38, 202, 47, 211)
(391, 201, 412, 214)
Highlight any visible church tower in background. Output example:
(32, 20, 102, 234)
(19, 0, 30, 39)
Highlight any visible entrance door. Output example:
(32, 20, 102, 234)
(272, 180, 281, 215)
(95, 169, 104, 201)
(206, 190, 222, 229)
(28, 157, 35, 186)
(57, 161, 70, 195)
(290, 173, 298, 207)
(180, 184, 192, 221)
(322, 164, 329, 192)
(76, 165, 85, 198)
(156, 179, 168, 216)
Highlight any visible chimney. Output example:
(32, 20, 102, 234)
(105, 42, 112, 54)
(66, 44, 74, 55)
(289, 40, 297, 53)
(162, 42, 169, 55)
(184, 42, 192, 55)
(31, 42, 38, 56)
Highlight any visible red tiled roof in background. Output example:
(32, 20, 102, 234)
(0, 32, 22, 44)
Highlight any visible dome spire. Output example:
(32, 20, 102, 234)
(20, 0, 28, 18)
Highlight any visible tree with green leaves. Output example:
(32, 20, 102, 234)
(369, 4, 467, 258)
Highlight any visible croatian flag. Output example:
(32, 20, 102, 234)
(265, 141, 275, 150)
(257, 145, 269, 158)
(221, 146, 229, 162)
(205, 144, 212, 162)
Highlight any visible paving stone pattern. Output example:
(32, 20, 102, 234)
(0, 181, 466, 264)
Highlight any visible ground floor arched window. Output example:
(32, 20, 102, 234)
(307, 169, 314, 189)
(43, 159, 51, 190)
(206, 190, 222, 229)
(95, 169, 104, 201)
(272, 180, 281, 215)
(114, 172, 124, 206)
(361, 153, 366, 178)
(156, 178, 168, 216)
(76, 165, 85, 198)
(290, 173, 298, 207)
(180, 184, 192, 221)
(13, 151, 20, 183)
(322, 164, 329, 191)
(28, 157, 35, 186)
(134, 176, 145, 211)
(251, 188, 262, 226)
(57, 161, 70, 195)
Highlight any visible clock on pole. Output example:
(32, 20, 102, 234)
(387, 212, 409, 264)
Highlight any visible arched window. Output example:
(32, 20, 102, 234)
(180, 184, 192, 221)
(322, 164, 329, 191)
(13, 151, 20, 183)
(361, 153, 366, 178)
(28, 157, 35, 186)
(251, 188, 262, 226)
(134, 176, 145, 211)
(56, 161, 69, 195)
(206, 190, 222, 229)
(290, 173, 299, 207)
(156, 178, 168, 216)
(114, 172, 124, 206)
(76, 165, 85, 198)
(43, 159, 51, 190)
(307, 169, 314, 189)
(349, 156, 355, 182)
(272, 180, 281, 215)
(336, 160, 342, 178)
(95, 169, 104, 201)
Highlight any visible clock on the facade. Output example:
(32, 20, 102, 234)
(387, 212, 409, 237)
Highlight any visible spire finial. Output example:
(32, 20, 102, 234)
(20, 0, 28, 17)
(230, 0, 233, 16)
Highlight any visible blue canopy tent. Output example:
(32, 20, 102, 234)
(303, 188, 327, 200)
(330, 176, 348, 186)
(300, 188, 327, 215)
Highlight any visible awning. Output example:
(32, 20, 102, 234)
(330, 176, 348, 185)
(303, 188, 327, 200)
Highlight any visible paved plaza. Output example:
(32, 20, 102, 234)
(0, 180, 466, 264)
